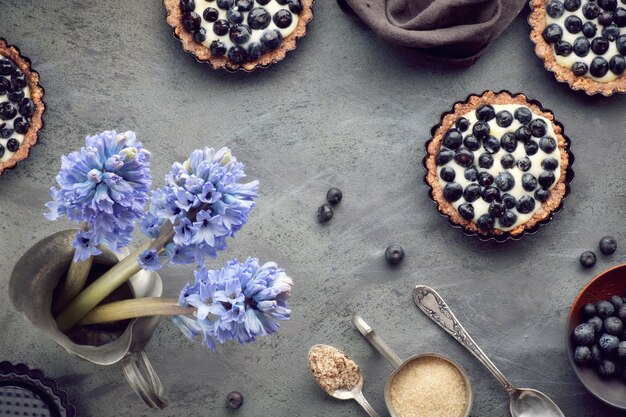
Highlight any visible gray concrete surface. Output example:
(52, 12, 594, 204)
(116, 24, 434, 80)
(1, 1, 626, 416)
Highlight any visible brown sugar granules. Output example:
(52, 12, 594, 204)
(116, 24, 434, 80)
(389, 356, 467, 417)
(308, 344, 361, 394)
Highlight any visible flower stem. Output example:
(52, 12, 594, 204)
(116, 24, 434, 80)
(56, 222, 175, 332)
(79, 297, 194, 325)
(52, 254, 94, 315)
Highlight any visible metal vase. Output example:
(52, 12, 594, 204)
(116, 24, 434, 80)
(9, 229, 168, 408)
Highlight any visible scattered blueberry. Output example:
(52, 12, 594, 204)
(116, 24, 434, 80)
(591, 37, 609, 55)
(572, 61, 589, 76)
(591, 56, 610, 77)
(599, 0, 617, 11)
(0, 78, 9, 95)
(229, 24, 252, 45)
(599, 236, 617, 255)
(0, 144, 4, 158)
(0, 59, 16, 76)
(529, 119, 547, 137)
(615, 7, 626, 26)
(235, 0, 254, 11)
(213, 19, 231, 36)
(385, 244, 405, 265)
(0, 123, 12, 138)
(317, 204, 333, 223)
(538, 171, 555, 188)
(583, 2, 601, 19)
(521, 173, 537, 192)
(611, 295, 624, 309)
(618, 305, 626, 321)
(580, 251, 597, 268)
(226, 391, 244, 409)
(326, 188, 342, 205)
(13, 117, 29, 134)
(573, 323, 596, 345)
(539, 136, 557, 153)
(0, 102, 17, 121)
(227, 6, 245, 23)
(193, 27, 207, 43)
(564, 0, 581, 11)
(618, 34, 626, 54)
(598, 10, 614, 26)
(248, 42, 263, 60)
(555, 40, 573, 56)
(288, 0, 303, 13)
(180, 0, 195, 11)
(501, 193, 516, 209)
(488, 202, 504, 218)
(217, 0, 234, 9)
(602, 24, 621, 41)
(547, 0, 565, 17)
(10, 71, 27, 89)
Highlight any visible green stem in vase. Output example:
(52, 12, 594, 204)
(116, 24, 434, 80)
(79, 297, 194, 326)
(56, 221, 175, 332)
(52, 255, 94, 315)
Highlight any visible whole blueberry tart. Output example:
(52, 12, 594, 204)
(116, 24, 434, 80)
(164, 0, 314, 71)
(0, 38, 45, 174)
(424, 91, 571, 239)
(530, 0, 626, 95)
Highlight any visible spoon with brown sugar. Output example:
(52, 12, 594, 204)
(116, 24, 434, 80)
(308, 344, 381, 417)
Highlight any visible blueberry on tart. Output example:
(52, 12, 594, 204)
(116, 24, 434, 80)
(0, 38, 45, 174)
(424, 91, 571, 239)
(530, 0, 626, 95)
(164, 0, 314, 71)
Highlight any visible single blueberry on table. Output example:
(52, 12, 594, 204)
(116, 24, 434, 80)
(481, 186, 500, 203)
(435, 149, 453, 165)
(385, 243, 405, 265)
(599, 236, 617, 255)
(590, 57, 610, 77)
(583, 303, 597, 319)
(588, 316, 604, 334)
(573, 323, 596, 345)
(476, 214, 494, 230)
(500, 133, 517, 152)
(574, 346, 592, 365)
(475, 105, 496, 122)
(500, 154, 515, 169)
(596, 300, 615, 318)
(456, 117, 470, 132)
(604, 317, 624, 335)
(463, 135, 481, 151)
(499, 211, 517, 228)
(478, 152, 494, 169)
(472, 121, 490, 140)
(6, 138, 19, 153)
(539, 136, 557, 153)
(226, 391, 244, 409)
(477, 171, 494, 187)
(458, 203, 474, 220)
(543, 24, 563, 43)
(516, 196, 536, 214)
(484, 136, 501, 154)
(440, 167, 456, 182)
(534, 188, 549, 202)
(514, 107, 532, 124)
(443, 182, 463, 202)
(317, 204, 333, 223)
(326, 188, 342, 205)
(522, 173, 538, 192)
(463, 183, 482, 202)
(454, 147, 474, 167)
(580, 251, 597, 268)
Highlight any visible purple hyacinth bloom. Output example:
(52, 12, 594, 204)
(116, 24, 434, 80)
(144, 147, 258, 266)
(173, 258, 292, 350)
(137, 249, 163, 271)
(45, 131, 152, 262)
(72, 230, 102, 260)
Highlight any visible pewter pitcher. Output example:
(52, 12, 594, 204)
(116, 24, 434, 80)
(9, 229, 167, 408)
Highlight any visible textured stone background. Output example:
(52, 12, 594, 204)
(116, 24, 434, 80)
(1, 1, 626, 416)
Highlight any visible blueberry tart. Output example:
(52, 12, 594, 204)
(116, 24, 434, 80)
(164, 0, 314, 71)
(530, 0, 626, 95)
(0, 38, 45, 174)
(424, 91, 572, 239)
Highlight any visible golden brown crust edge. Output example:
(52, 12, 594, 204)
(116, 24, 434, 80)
(164, 0, 314, 71)
(0, 39, 45, 174)
(529, 0, 626, 96)
(424, 91, 570, 237)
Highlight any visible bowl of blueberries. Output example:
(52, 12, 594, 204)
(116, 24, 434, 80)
(568, 262, 626, 409)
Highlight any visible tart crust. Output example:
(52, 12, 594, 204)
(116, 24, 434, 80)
(529, 0, 626, 96)
(0, 38, 45, 174)
(164, 0, 314, 71)
(424, 91, 570, 237)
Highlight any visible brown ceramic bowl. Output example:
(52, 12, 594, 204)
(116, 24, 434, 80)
(567, 263, 626, 409)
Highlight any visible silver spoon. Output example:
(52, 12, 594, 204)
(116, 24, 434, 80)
(308, 344, 382, 417)
(413, 285, 565, 417)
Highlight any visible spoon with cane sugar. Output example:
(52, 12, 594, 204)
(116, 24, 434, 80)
(308, 344, 382, 417)
(413, 285, 565, 417)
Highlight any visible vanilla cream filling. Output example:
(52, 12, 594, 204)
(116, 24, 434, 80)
(436, 104, 562, 231)
(546, 2, 622, 83)
(0, 53, 30, 163)
(198, 0, 298, 51)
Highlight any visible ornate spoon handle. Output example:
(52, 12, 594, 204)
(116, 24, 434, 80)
(413, 285, 516, 394)
(353, 390, 382, 417)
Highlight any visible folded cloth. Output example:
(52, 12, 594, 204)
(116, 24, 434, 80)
(341, 0, 527, 64)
